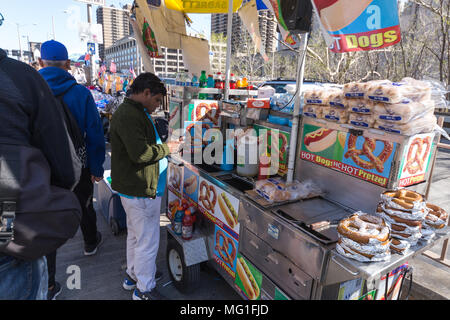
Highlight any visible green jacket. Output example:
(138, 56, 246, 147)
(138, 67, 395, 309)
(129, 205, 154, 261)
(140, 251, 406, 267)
(110, 97, 169, 198)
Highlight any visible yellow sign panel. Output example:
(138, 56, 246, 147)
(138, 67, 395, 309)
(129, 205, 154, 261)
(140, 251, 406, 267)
(165, 0, 243, 13)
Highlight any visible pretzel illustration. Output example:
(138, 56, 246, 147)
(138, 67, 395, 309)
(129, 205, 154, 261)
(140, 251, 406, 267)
(169, 166, 182, 191)
(199, 180, 217, 213)
(191, 102, 220, 125)
(169, 105, 179, 122)
(403, 136, 431, 175)
(215, 229, 237, 268)
(258, 130, 289, 161)
(344, 135, 393, 173)
(186, 122, 211, 146)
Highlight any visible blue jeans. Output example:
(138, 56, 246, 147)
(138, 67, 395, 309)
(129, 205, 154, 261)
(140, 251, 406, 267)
(0, 255, 48, 300)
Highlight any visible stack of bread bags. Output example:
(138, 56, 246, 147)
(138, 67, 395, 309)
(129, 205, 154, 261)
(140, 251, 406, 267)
(376, 189, 428, 254)
(365, 78, 437, 135)
(343, 81, 387, 129)
(336, 211, 391, 263)
(322, 87, 349, 124)
(303, 86, 341, 121)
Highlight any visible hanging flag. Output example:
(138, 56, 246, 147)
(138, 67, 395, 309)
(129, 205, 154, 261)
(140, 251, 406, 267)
(238, 0, 269, 61)
(261, 0, 297, 46)
(110, 61, 117, 73)
(142, 18, 160, 58)
(311, 0, 401, 53)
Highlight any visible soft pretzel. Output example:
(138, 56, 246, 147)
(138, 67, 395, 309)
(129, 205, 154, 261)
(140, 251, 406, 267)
(337, 213, 390, 245)
(390, 238, 411, 255)
(376, 204, 423, 227)
(425, 203, 448, 229)
(336, 239, 391, 262)
(381, 189, 424, 210)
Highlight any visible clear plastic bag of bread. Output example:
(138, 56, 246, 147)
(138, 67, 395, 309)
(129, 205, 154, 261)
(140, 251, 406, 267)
(304, 85, 342, 105)
(373, 100, 435, 124)
(303, 104, 324, 119)
(322, 106, 349, 123)
(374, 112, 437, 135)
(347, 99, 375, 114)
(254, 178, 322, 203)
(343, 80, 388, 99)
(366, 78, 432, 104)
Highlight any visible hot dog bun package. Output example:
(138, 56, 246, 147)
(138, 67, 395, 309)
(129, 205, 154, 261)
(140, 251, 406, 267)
(304, 86, 342, 105)
(322, 106, 349, 123)
(374, 112, 437, 135)
(373, 100, 435, 124)
(303, 104, 324, 119)
(347, 99, 374, 114)
(348, 113, 376, 128)
(366, 78, 432, 104)
(255, 178, 322, 203)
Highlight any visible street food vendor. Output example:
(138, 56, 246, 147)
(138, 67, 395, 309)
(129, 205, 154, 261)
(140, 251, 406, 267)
(110, 72, 181, 300)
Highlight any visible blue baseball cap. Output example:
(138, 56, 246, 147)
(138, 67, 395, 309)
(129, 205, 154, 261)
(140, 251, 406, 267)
(40, 40, 68, 61)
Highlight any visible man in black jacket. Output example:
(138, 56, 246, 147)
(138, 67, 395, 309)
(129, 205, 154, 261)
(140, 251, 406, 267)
(0, 48, 81, 300)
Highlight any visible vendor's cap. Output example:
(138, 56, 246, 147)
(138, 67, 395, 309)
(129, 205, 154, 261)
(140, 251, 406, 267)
(40, 40, 68, 61)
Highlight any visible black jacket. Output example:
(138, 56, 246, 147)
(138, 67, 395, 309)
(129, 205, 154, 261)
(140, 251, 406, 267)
(0, 49, 77, 189)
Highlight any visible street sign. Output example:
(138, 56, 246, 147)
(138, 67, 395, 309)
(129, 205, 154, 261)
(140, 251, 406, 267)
(74, 0, 105, 6)
(87, 42, 96, 55)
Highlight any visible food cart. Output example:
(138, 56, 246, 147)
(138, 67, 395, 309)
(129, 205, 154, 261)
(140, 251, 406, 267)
(163, 77, 449, 300)
(121, 0, 450, 301)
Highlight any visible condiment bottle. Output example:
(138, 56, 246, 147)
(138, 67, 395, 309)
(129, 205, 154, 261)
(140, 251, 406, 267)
(173, 206, 184, 236)
(181, 210, 194, 240)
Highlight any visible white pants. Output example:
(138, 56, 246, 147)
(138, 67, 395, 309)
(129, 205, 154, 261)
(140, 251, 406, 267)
(120, 196, 162, 292)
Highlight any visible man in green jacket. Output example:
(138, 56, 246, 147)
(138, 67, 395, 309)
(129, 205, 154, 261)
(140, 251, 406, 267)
(110, 73, 181, 300)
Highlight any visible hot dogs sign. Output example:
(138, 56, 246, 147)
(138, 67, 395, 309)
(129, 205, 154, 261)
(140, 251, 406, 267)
(300, 124, 398, 187)
(312, 0, 401, 53)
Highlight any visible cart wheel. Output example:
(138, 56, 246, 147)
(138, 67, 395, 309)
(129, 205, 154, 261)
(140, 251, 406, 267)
(166, 238, 200, 293)
(110, 218, 120, 236)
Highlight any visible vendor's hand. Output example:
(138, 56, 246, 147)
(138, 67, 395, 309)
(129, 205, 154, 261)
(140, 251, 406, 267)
(91, 175, 103, 183)
(167, 140, 182, 154)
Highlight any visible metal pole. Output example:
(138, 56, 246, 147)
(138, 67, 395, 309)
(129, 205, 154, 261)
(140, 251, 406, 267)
(87, 4, 95, 85)
(16, 23, 22, 62)
(224, 0, 234, 100)
(286, 32, 308, 184)
(52, 16, 56, 39)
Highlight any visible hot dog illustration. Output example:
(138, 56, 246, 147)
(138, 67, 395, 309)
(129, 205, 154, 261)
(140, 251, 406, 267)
(236, 257, 260, 300)
(218, 193, 238, 229)
(303, 128, 337, 153)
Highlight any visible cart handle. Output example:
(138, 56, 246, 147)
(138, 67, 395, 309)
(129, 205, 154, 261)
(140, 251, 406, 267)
(331, 255, 360, 276)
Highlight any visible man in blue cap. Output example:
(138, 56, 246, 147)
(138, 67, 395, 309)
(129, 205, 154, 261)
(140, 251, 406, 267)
(38, 40, 106, 299)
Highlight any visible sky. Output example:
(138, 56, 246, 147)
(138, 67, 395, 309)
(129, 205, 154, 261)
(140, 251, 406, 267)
(0, 0, 211, 55)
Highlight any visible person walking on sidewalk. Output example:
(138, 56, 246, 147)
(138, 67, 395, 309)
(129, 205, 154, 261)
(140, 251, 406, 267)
(38, 40, 105, 299)
(110, 73, 181, 300)
(0, 48, 81, 300)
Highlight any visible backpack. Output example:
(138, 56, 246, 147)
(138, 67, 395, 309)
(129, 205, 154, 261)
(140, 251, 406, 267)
(0, 140, 81, 261)
(55, 84, 88, 168)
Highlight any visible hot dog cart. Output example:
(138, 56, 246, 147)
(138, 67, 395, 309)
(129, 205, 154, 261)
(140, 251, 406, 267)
(163, 83, 450, 300)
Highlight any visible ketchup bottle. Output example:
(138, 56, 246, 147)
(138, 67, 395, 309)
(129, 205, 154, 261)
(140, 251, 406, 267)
(182, 210, 194, 240)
